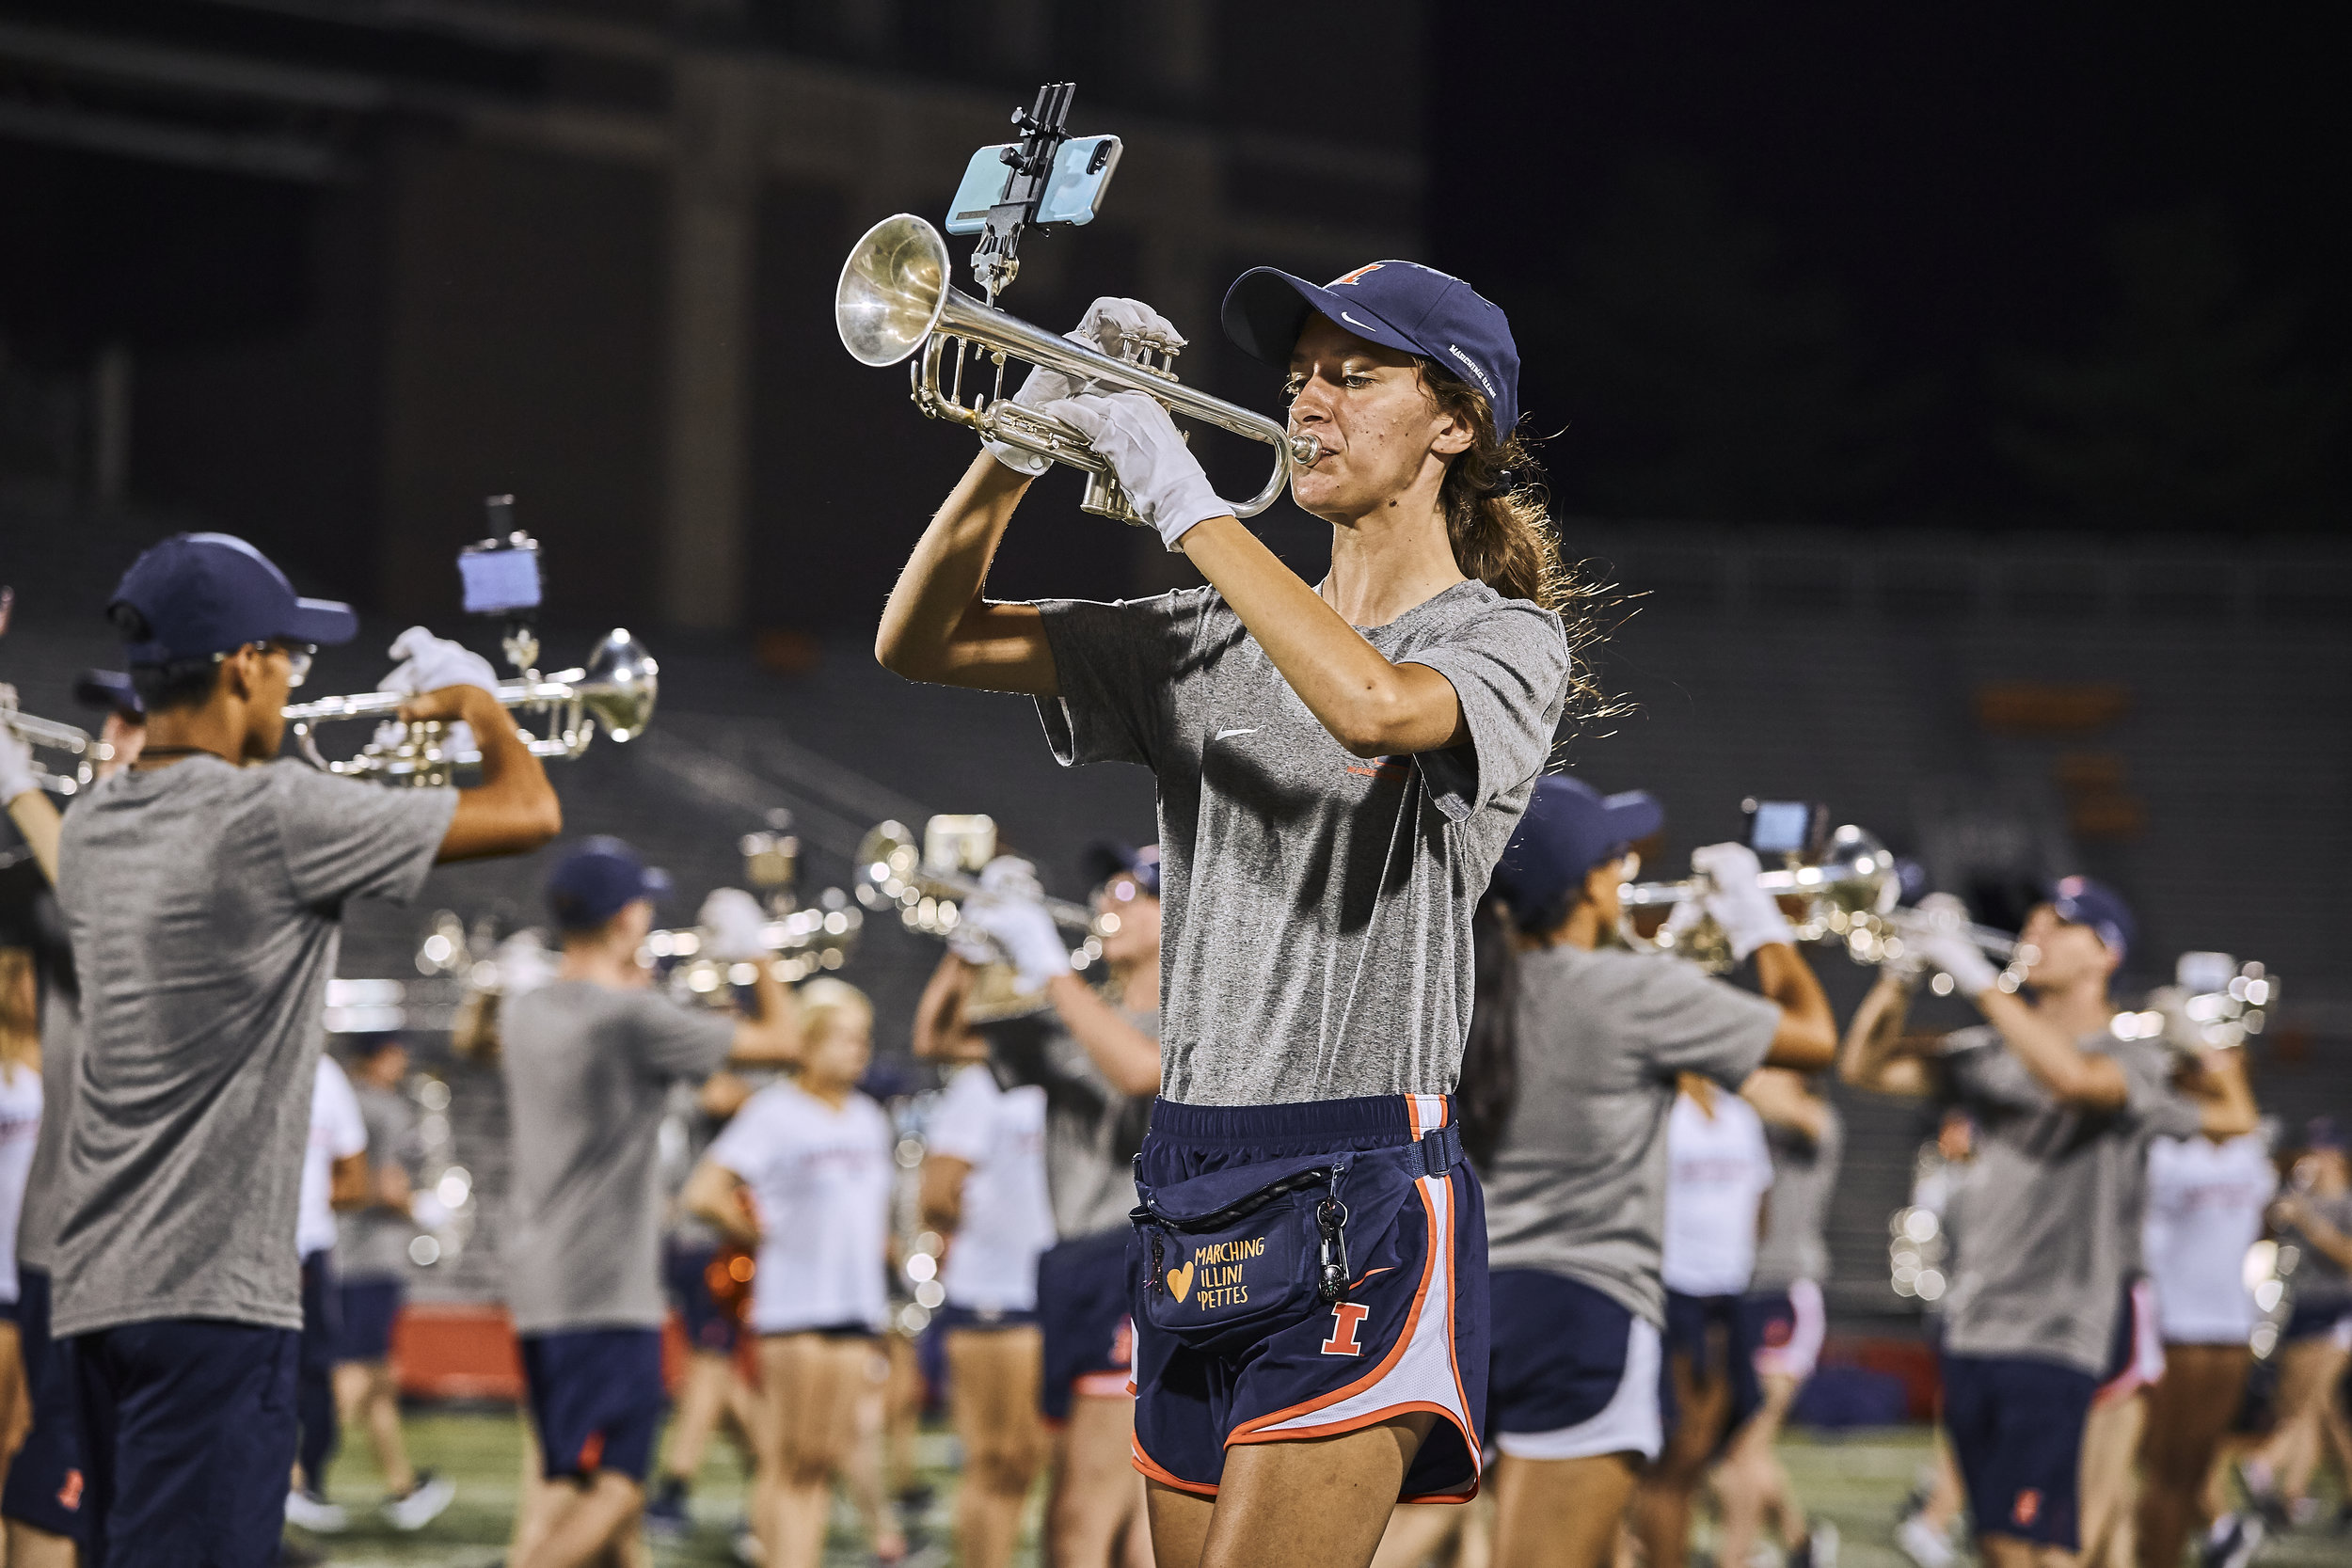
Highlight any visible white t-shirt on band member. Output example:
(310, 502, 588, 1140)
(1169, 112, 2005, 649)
(0, 1063, 44, 1304)
(2144, 1132, 2277, 1345)
(926, 1065, 1055, 1316)
(707, 1081, 894, 1337)
(1661, 1090, 1773, 1298)
(297, 1055, 368, 1259)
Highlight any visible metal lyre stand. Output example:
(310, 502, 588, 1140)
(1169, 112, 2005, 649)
(970, 80, 1076, 305)
(477, 494, 541, 680)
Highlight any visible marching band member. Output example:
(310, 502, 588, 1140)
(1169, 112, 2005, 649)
(1891, 1110, 1978, 1568)
(0, 948, 40, 1449)
(2137, 1110, 2274, 1568)
(685, 978, 898, 1568)
(1458, 781, 1836, 1568)
(1713, 1068, 1842, 1568)
(916, 842, 1165, 1568)
(501, 840, 799, 1568)
(1842, 881, 2256, 1568)
(879, 252, 1581, 1568)
(48, 532, 561, 1568)
(920, 1032, 1055, 1568)
(282, 1053, 369, 1535)
(2241, 1120, 2352, 1529)
(334, 1034, 457, 1531)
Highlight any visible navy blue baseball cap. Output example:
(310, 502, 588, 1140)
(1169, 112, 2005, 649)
(1490, 776, 1663, 921)
(1081, 840, 1162, 899)
(107, 532, 358, 664)
(546, 836, 674, 931)
(73, 669, 144, 720)
(1222, 261, 1521, 436)
(2046, 875, 2135, 960)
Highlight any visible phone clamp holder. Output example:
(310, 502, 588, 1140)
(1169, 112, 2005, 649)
(469, 495, 541, 677)
(971, 81, 1076, 303)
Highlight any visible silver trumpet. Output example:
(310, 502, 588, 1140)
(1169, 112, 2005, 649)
(0, 687, 109, 795)
(856, 815, 1108, 1022)
(1619, 824, 1905, 974)
(282, 628, 657, 786)
(836, 213, 1320, 527)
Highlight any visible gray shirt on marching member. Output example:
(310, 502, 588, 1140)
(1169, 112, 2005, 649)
(994, 1007, 1160, 1241)
(51, 758, 454, 1337)
(1754, 1101, 1843, 1291)
(1937, 1026, 2203, 1376)
(501, 980, 736, 1335)
(339, 1081, 421, 1281)
(1483, 943, 1780, 1326)
(1034, 579, 1569, 1106)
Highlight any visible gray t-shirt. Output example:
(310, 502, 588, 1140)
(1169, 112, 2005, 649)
(16, 987, 79, 1274)
(1753, 1101, 1843, 1291)
(1034, 579, 1569, 1104)
(51, 758, 454, 1336)
(1938, 1026, 2203, 1374)
(993, 1006, 1159, 1241)
(500, 979, 735, 1334)
(339, 1081, 421, 1281)
(1482, 944, 1780, 1325)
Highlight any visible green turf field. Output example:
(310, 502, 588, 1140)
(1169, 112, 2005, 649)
(296, 1411, 2347, 1567)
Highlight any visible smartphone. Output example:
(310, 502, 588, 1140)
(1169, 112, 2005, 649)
(945, 135, 1123, 234)
(1743, 799, 1825, 857)
(458, 537, 542, 615)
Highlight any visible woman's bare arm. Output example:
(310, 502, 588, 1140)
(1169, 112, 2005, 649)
(682, 1159, 759, 1246)
(1180, 518, 1468, 758)
(1840, 974, 1939, 1097)
(1042, 973, 1163, 1097)
(875, 453, 1057, 695)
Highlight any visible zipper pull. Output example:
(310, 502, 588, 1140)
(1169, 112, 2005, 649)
(1316, 1196, 1351, 1303)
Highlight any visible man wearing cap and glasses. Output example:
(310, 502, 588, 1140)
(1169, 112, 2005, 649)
(1842, 878, 2256, 1568)
(1455, 778, 1836, 1568)
(501, 837, 800, 1568)
(40, 531, 562, 1568)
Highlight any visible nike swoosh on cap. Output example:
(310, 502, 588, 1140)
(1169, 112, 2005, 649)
(1340, 311, 1375, 332)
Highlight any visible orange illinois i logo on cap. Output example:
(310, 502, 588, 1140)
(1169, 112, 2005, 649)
(1329, 263, 1386, 287)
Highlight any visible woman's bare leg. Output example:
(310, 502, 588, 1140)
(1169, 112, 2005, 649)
(1150, 1414, 1434, 1568)
(949, 1327, 1047, 1568)
(1057, 1393, 1153, 1568)
(1715, 1372, 1800, 1568)
(1372, 1500, 1466, 1568)
(2250, 1338, 2349, 1503)
(1634, 1347, 1732, 1568)
(2137, 1345, 2249, 1568)
(758, 1335, 876, 1568)
(1490, 1451, 1641, 1568)
(2079, 1391, 2147, 1568)
(847, 1357, 908, 1561)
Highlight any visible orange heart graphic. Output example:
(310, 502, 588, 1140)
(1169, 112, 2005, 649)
(1166, 1260, 1194, 1303)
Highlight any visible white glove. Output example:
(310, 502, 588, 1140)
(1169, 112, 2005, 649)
(699, 888, 771, 962)
(1691, 842, 1796, 961)
(0, 721, 40, 807)
(962, 894, 1071, 993)
(1907, 895, 2001, 996)
(986, 298, 1185, 476)
(494, 931, 559, 999)
(946, 925, 998, 967)
(1039, 391, 1226, 550)
(977, 854, 1043, 899)
(379, 627, 501, 700)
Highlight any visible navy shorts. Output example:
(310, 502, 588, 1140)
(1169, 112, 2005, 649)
(1660, 1291, 1765, 1452)
(1129, 1094, 1485, 1505)
(336, 1277, 405, 1364)
(937, 1302, 1041, 1332)
(2283, 1294, 2352, 1345)
(664, 1241, 740, 1357)
(68, 1318, 299, 1567)
(1, 1267, 87, 1540)
(1038, 1227, 1136, 1422)
(520, 1328, 667, 1484)
(1941, 1352, 2096, 1549)
(1486, 1269, 1662, 1461)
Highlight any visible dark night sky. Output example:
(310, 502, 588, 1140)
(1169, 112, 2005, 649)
(1428, 4, 2352, 528)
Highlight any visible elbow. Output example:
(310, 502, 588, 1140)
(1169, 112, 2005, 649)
(1112, 1062, 1164, 1099)
(526, 791, 564, 847)
(1775, 1023, 1838, 1073)
(1330, 689, 1417, 759)
(874, 624, 938, 683)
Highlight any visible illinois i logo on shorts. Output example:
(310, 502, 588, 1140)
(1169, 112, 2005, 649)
(1321, 1302, 1371, 1356)
(2012, 1488, 2042, 1527)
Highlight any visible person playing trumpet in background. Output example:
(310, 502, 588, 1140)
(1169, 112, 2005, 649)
(1451, 778, 1836, 1568)
(914, 841, 1165, 1568)
(1841, 880, 2256, 1568)
(39, 531, 562, 1568)
(501, 838, 800, 1568)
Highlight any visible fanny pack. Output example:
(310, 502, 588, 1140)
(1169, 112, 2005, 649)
(1130, 1124, 1461, 1357)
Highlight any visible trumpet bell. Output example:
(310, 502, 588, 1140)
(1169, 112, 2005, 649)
(837, 214, 952, 369)
(575, 629, 658, 743)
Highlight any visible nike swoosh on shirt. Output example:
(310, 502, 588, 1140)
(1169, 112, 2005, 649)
(1216, 727, 1258, 740)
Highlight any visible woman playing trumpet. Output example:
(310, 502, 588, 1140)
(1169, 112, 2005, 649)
(879, 258, 1588, 1568)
